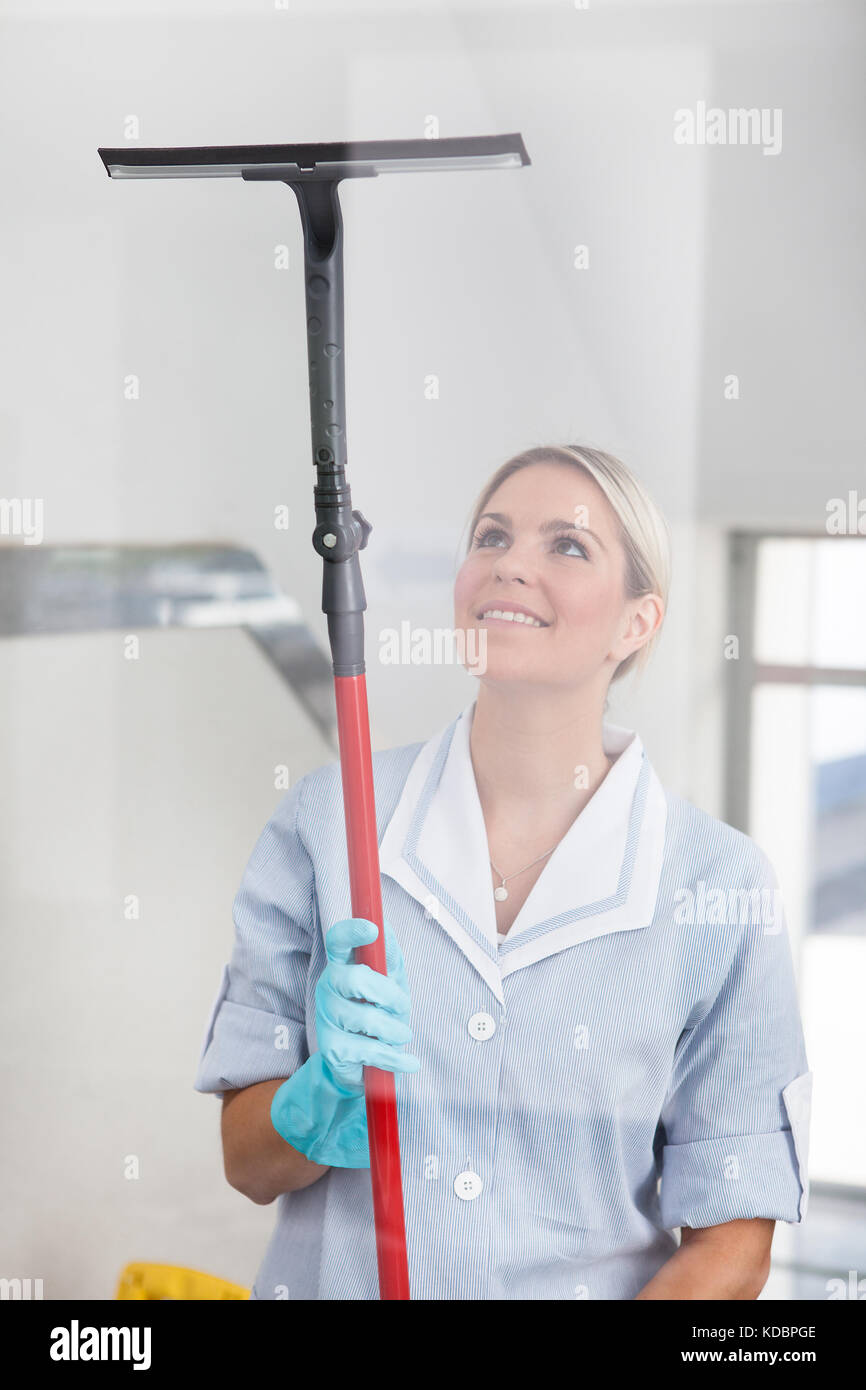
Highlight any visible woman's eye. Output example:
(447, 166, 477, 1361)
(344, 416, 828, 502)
(555, 535, 589, 558)
(472, 526, 588, 559)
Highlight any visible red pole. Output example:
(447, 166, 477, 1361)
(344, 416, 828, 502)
(334, 674, 411, 1300)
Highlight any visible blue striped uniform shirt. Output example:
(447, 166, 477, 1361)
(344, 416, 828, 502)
(194, 699, 812, 1300)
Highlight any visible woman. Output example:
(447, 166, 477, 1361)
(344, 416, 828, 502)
(195, 443, 812, 1300)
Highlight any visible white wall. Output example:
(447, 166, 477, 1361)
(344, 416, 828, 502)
(0, 0, 862, 1297)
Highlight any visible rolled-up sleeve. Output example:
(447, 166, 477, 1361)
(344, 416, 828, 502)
(193, 774, 315, 1099)
(658, 851, 812, 1231)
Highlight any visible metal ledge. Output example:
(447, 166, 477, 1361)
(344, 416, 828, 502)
(0, 542, 338, 749)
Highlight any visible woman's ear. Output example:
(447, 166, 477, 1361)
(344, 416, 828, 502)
(615, 593, 664, 664)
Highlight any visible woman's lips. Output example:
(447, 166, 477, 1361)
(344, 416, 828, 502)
(476, 611, 549, 629)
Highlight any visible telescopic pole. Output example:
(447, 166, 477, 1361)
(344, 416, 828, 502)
(272, 173, 411, 1300)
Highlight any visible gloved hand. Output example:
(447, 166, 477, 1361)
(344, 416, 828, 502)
(270, 917, 419, 1169)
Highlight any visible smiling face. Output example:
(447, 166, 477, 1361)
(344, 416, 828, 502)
(453, 461, 657, 694)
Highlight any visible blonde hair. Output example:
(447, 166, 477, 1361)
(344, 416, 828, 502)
(461, 444, 671, 685)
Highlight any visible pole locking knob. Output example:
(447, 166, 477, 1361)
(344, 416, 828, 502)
(353, 510, 372, 549)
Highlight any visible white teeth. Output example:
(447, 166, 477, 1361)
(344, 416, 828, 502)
(480, 609, 544, 627)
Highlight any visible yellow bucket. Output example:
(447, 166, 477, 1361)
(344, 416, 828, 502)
(115, 1262, 250, 1300)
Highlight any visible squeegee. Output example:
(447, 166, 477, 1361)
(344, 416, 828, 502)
(97, 133, 531, 1301)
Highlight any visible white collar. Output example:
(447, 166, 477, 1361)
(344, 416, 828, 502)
(379, 699, 668, 1004)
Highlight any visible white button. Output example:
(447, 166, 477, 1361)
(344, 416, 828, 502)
(453, 1170, 483, 1201)
(468, 1011, 496, 1041)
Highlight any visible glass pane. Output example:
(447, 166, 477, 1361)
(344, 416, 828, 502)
(814, 538, 866, 670)
(750, 683, 866, 1188)
(754, 536, 866, 669)
(811, 686, 866, 935)
(754, 540, 814, 666)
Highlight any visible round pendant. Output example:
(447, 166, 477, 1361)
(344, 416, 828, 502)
(494, 886, 509, 901)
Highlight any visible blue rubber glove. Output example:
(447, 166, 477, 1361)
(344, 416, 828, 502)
(270, 917, 419, 1169)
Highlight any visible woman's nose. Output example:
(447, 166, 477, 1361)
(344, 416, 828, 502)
(492, 544, 535, 582)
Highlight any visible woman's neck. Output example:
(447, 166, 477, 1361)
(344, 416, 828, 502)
(468, 686, 613, 828)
